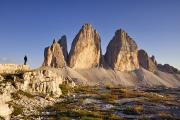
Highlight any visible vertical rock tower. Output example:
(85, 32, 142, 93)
(105, 29, 139, 71)
(138, 49, 157, 72)
(68, 24, 102, 69)
(43, 40, 66, 68)
(58, 35, 68, 62)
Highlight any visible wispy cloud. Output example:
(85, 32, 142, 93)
(0, 57, 15, 64)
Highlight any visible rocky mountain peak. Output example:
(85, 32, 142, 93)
(138, 49, 157, 72)
(157, 64, 180, 74)
(43, 40, 66, 68)
(104, 29, 139, 71)
(68, 23, 102, 69)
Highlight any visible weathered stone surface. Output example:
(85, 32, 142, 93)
(0, 64, 30, 74)
(22, 69, 63, 97)
(150, 55, 157, 66)
(58, 35, 68, 62)
(0, 93, 13, 120)
(68, 24, 102, 69)
(157, 64, 180, 74)
(0, 75, 4, 81)
(104, 29, 139, 71)
(138, 50, 157, 72)
(0, 82, 16, 120)
(43, 41, 66, 68)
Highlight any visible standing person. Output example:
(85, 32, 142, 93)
(24, 55, 27, 65)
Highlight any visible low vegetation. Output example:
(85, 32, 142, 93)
(11, 90, 34, 99)
(123, 106, 143, 115)
(8, 102, 24, 116)
(5, 84, 178, 120)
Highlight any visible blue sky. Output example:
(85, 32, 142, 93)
(0, 0, 180, 69)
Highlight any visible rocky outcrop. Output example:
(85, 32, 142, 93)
(22, 69, 63, 97)
(157, 64, 180, 74)
(43, 41, 66, 68)
(0, 82, 16, 120)
(0, 64, 29, 74)
(104, 29, 139, 71)
(150, 55, 157, 66)
(68, 24, 102, 69)
(58, 35, 68, 62)
(0, 75, 4, 81)
(0, 93, 13, 120)
(138, 50, 157, 72)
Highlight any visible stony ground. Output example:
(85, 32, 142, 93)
(1, 83, 180, 120)
(13, 86, 178, 120)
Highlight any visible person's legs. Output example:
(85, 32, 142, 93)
(24, 59, 27, 65)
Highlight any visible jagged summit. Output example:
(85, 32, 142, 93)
(43, 40, 66, 68)
(42, 23, 180, 74)
(138, 49, 157, 72)
(68, 23, 102, 69)
(105, 29, 139, 71)
(1, 24, 180, 120)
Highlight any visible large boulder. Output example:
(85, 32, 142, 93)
(68, 24, 102, 69)
(157, 64, 180, 74)
(104, 29, 139, 71)
(43, 40, 66, 68)
(138, 49, 157, 72)
(22, 69, 63, 97)
(58, 35, 68, 62)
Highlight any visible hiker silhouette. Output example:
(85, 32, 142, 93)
(24, 55, 27, 65)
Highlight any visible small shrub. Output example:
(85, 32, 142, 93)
(109, 114, 123, 120)
(75, 109, 103, 118)
(99, 93, 119, 103)
(60, 116, 71, 120)
(17, 90, 34, 98)
(11, 92, 21, 100)
(80, 116, 102, 120)
(123, 106, 143, 115)
(8, 102, 23, 116)
(105, 84, 113, 90)
(59, 84, 73, 95)
(0, 116, 5, 120)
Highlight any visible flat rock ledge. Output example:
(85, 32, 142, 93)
(0, 64, 30, 74)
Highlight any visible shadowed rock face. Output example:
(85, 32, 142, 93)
(104, 29, 139, 71)
(138, 49, 157, 72)
(58, 35, 68, 62)
(157, 64, 180, 74)
(43, 41, 66, 68)
(68, 24, 102, 69)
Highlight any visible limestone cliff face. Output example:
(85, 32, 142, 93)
(157, 64, 180, 74)
(104, 29, 139, 71)
(138, 50, 157, 72)
(68, 24, 102, 69)
(23, 69, 63, 97)
(43, 41, 66, 68)
(58, 35, 68, 62)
